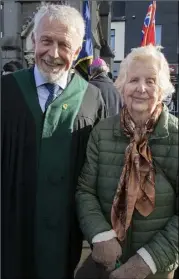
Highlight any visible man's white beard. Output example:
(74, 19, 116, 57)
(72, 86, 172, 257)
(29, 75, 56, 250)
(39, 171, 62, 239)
(39, 67, 67, 83)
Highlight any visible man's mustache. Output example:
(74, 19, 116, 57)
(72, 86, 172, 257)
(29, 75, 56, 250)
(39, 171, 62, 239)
(44, 58, 64, 65)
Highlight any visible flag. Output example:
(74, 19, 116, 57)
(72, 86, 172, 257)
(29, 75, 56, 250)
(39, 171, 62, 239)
(141, 1, 156, 46)
(75, 1, 93, 79)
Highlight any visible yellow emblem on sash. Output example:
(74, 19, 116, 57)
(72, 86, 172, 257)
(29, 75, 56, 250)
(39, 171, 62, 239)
(62, 104, 68, 110)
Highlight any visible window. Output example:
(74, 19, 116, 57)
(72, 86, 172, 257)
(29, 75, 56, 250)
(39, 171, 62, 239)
(155, 25, 162, 45)
(110, 29, 115, 51)
(113, 61, 121, 81)
(170, 84, 178, 116)
(0, 1, 4, 38)
(112, 2, 125, 21)
(111, 22, 125, 61)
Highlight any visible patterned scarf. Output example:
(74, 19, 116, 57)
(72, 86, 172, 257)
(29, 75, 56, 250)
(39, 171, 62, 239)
(111, 103, 163, 241)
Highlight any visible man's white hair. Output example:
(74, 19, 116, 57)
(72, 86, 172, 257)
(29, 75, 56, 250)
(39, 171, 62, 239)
(33, 2, 85, 47)
(115, 44, 175, 101)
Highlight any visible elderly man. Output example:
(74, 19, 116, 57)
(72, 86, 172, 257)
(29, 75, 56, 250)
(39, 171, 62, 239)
(2, 3, 105, 279)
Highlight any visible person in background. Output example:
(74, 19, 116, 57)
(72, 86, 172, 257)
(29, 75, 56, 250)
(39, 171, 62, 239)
(107, 71, 113, 80)
(89, 57, 121, 117)
(2, 60, 23, 75)
(2, 3, 105, 279)
(76, 45, 178, 279)
(163, 89, 175, 113)
(106, 63, 113, 80)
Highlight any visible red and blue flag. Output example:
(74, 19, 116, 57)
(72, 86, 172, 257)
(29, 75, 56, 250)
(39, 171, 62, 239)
(141, 1, 156, 46)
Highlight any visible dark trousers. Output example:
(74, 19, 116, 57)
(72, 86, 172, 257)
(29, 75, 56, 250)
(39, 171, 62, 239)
(174, 267, 178, 279)
(75, 254, 109, 279)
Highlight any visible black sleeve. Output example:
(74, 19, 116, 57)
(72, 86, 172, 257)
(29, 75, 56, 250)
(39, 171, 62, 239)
(95, 88, 107, 125)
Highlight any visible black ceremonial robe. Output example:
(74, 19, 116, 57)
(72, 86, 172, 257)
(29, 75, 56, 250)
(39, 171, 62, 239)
(1, 68, 105, 279)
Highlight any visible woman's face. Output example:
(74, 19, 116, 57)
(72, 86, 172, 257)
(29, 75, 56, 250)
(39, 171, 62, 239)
(123, 60, 161, 117)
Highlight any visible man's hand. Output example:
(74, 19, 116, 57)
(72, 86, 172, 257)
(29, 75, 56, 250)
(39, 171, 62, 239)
(92, 238, 122, 272)
(109, 254, 152, 279)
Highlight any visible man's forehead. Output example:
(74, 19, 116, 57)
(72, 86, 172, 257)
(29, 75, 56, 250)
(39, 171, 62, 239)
(37, 15, 74, 35)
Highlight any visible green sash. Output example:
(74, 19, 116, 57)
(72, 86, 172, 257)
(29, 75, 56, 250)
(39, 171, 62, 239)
(13, 68, 88, 278)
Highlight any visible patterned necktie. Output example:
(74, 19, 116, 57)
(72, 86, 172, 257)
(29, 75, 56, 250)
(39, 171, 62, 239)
(44, 83, 59, 110)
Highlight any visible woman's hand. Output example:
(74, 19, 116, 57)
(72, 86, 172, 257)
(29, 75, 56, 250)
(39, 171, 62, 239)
(92, 238, 122, 272)
(109, 254, 152, 279)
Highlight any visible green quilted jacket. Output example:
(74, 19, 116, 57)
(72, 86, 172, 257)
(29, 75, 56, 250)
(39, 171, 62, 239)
(76, 105, 178, 278)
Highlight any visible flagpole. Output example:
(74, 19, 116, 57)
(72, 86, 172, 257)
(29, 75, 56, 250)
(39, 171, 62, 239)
(141, 1, 156, 46)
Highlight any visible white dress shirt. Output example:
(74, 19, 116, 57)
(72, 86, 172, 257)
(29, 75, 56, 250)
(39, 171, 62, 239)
(34, 65, 68, 112)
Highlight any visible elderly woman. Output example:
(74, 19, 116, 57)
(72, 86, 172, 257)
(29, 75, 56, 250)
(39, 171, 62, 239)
(76, 45, 178, 279)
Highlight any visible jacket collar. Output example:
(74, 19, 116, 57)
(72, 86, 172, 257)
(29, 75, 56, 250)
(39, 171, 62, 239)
(113, 104, 169, 140)
(149, 104, 169, 140)
(91, 72, 113, 83)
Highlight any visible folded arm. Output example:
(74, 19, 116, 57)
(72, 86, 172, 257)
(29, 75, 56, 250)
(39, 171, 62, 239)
(76, 126, 112, 244)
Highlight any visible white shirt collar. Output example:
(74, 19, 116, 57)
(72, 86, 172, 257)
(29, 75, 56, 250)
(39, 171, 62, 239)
(34, 64, 68, 90)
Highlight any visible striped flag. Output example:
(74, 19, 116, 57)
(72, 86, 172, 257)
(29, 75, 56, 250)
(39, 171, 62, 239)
(75, 1, 93, 80)
(141, 1, 156, 46)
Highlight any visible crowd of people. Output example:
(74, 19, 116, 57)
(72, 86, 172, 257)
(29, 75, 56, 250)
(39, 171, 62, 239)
(1, 2, 178, 279)
(1, 60, 23, 75)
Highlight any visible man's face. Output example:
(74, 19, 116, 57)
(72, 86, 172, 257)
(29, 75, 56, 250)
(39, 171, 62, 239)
(32, 15, 81, 82)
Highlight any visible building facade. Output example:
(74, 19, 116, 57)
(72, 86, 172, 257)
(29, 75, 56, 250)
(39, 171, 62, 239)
(0, 0, 111, 269)
(1, 0, 113, 70)
(110, 1, 178, 116)
(1, 0, 87, 67)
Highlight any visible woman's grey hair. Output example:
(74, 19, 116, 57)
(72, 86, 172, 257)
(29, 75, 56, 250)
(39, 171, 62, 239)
(33, 2, 85, 47)
(115, 44, 175, 101)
